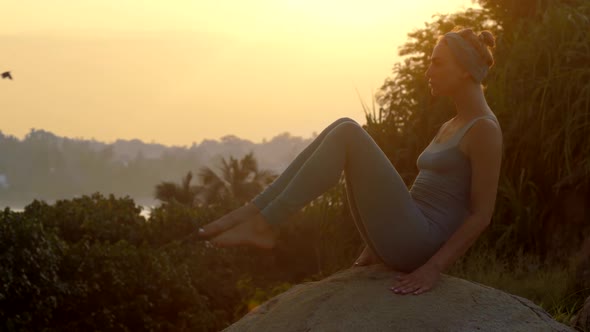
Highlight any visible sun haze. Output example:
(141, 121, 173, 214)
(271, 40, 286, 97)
(1, 0, 478, 146)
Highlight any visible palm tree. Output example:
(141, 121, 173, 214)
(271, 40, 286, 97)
(198, 152, 277, 209)
(154, 171, 202, 207)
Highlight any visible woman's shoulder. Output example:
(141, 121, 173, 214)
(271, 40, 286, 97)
(473, 114, 500, 133)
(463, 115, 503, 156)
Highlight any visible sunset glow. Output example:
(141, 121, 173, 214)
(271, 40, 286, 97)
(1, 0, 479, 146)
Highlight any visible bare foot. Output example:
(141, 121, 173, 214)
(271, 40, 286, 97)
(198, 203, 260, 239)
(208, 212, 280, 249)
(352, 245, 382, 267)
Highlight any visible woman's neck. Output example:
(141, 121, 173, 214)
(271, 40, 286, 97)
(450, 84, 490, 121)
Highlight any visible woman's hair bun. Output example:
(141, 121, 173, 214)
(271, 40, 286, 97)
(478, 31, 495, 48)
(446, 26, 496, 68)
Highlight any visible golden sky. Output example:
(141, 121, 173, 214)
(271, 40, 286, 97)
(1, 0, 478, 146)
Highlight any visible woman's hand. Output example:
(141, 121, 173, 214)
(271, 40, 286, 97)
(390, 262, 441, 295)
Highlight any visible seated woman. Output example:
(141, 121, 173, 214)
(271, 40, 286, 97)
(198, 27, 503, 296)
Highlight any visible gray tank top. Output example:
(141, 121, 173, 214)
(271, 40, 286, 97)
(409, 114, 499, 239)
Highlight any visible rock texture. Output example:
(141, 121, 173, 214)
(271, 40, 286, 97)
(224, 265, 575, 332)
(572, 296, 589, 331)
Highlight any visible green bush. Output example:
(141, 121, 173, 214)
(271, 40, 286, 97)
(0, 208, 66, 331)
(0, 195, 249, 331)
(54, 240, 224, 331)
(23, 194, 146, 245)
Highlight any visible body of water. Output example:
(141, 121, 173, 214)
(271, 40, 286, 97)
(5, 205, 153, 219)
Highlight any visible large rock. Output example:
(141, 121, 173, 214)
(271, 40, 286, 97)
(224, 265, 575, 332)
(572, 296, 590, 331)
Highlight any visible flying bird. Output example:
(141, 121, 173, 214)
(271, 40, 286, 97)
(2, 71, 13, 80)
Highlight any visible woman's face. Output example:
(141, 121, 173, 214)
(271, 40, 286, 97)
(425, 40, 469, 97)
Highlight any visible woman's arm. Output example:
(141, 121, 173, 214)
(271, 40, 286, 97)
(391, 118, 502, 295)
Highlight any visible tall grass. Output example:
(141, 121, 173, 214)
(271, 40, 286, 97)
(447, 244, 588, 326)
(486, 1, 590, 257)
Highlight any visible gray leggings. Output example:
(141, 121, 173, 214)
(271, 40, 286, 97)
(251, 117, 443, 272)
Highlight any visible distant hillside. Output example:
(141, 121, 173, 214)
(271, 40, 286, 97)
(0, 129, 316, 208)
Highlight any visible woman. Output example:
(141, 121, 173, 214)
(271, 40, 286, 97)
(198, 27, 502, 296)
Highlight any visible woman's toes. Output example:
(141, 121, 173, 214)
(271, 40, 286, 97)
(197, 225, 217, 238)
(198, 215, 240, 238)
(353, 254, 381, 267)
(353, 257, 369, 267)
(202, 214, 279, 250)
(210, 232, 241, 247)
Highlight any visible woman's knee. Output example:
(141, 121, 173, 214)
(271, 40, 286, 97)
(323, 121, 365, 145)
(333, 120, 363, 136)
(333, 117, 358, 127)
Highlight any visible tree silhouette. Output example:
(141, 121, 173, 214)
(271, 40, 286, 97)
(154, 152, 277, 209)
(197, 152, 277, 209)
(154, 171, 201, 207)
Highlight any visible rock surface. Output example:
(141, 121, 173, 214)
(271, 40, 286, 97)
(224, 265, 575, 332)
(572, 296, 589, 331)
